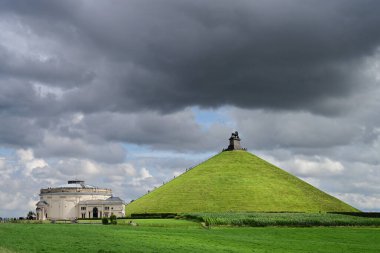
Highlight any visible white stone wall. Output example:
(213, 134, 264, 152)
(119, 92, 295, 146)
(40, 193, 111, 220)
(78, 203, 125, 218)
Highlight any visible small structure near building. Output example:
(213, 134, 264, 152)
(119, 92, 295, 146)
(224, 131, 246, 151)
(36, 180, 125, 220)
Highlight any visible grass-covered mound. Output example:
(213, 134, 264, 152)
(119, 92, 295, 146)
(125, 151, 358, 215)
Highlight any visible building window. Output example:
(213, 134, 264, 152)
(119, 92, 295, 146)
(81, 207, 86, 211)
(81, 213, 86, 219)
(105, 206, 110, 210)
(93, 207, 99, 218)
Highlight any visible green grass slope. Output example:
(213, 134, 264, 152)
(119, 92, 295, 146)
(125, 151, 358, 215)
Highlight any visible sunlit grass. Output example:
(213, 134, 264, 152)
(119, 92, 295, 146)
(126, 151, 358, 215)
(0, 222, 379, 252)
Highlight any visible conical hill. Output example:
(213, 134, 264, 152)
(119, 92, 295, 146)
(125, 151, 358, 215)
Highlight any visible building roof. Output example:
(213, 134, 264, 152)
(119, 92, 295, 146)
(36, 200, 48, 206)
(55, 180, 96, 189)
(106, 196, 123, 202)
(55, 183, 96, 188)
(78, 196, 124, 205)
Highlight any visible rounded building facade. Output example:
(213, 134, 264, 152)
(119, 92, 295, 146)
(36, 180, 124, 220)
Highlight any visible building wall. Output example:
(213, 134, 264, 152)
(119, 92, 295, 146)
(40, 193, 111, 220)
(78, 203, 125, 219)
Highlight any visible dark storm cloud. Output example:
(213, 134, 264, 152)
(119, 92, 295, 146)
(0, 116, 42, 146)
(2, 0, 380, 115)
(0, 0, 379, 160)
(58, 110, 229, 153)
(232, 109, 362, 149)
(0, 45, 93, 88)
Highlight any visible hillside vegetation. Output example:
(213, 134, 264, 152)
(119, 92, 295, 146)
(125, 151, 358, 215)
(182, 212, 379, 227)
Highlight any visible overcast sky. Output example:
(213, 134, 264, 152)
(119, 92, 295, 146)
(1, 0, 380, 217)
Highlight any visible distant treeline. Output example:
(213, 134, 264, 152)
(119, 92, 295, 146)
(328, 212, 380, 218)
(130, 213, 177, 219)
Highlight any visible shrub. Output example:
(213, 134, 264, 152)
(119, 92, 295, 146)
(102, 217, 109, 225)
(110, 215, 117, 225)
(130, 213, 177, 219)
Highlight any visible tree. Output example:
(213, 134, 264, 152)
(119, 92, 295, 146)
(27, 211, 36, 220)
(110, 214, 117, 225)
(101, 217, 109, 225)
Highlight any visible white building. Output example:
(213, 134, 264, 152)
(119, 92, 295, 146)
(36, 180, 125, 220)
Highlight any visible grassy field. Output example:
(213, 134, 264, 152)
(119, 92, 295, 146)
(126, 151, 357, 215)
(183, 212, 380, 227)
(1, 220, 380, 252)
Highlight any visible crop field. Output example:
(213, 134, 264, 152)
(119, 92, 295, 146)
(1, 219, 380, 252)
(183, 212, 380, 227)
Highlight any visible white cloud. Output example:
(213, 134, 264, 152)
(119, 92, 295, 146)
(55, 158, 102, 177)
(33, 82, 64, 99)
(81, 160, 101, 174)
(0, 157, 5, 170)
(173, 171, 182, 177)
(140, 167, 152, 179)
(292, 157, 344, 176)
(17, 149, 35, 161)
(262, 154, 344, 177)
(336, 193, 380, 211)
(16, 149, 48, 175)
(71, 113, 84, 124)
(0, 192, 29, 211)
(299, 177, 321, 188)
(129, 168, 154, 187)
(0, 17, 32, 56)
(120, 163, 136, 176)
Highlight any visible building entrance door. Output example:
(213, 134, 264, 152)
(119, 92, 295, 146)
(93, 207, 98, 218)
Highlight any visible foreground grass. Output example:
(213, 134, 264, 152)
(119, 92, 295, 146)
(1, 221, 380, 252)
(183, 212, 380, 227)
